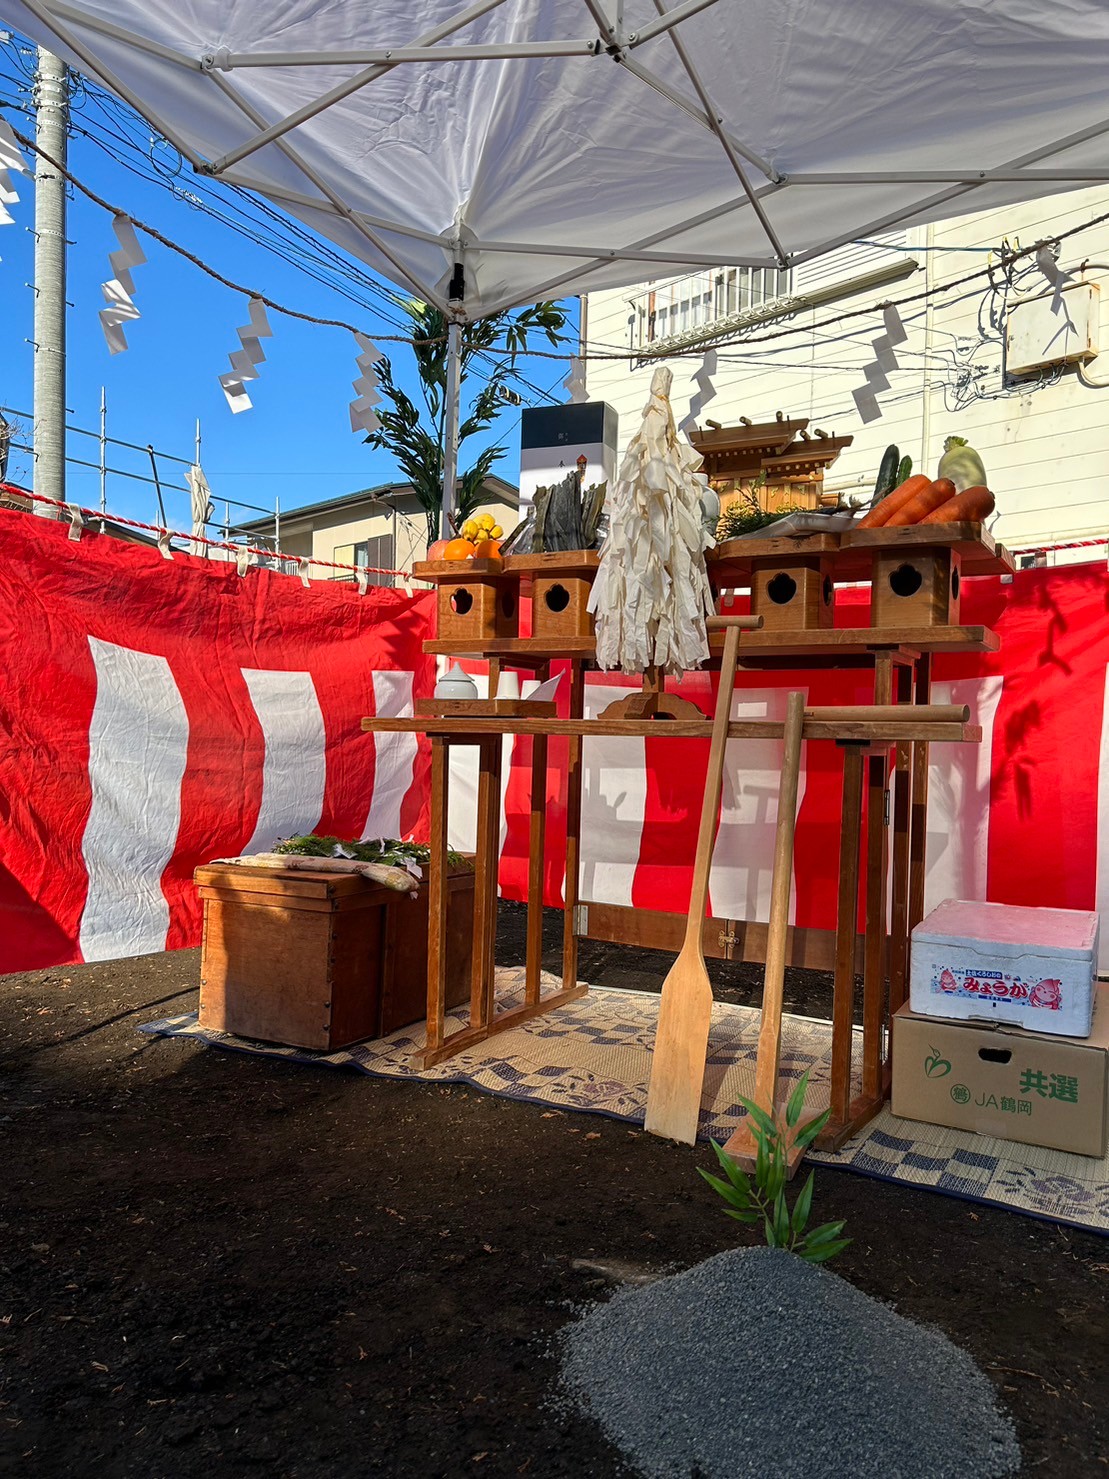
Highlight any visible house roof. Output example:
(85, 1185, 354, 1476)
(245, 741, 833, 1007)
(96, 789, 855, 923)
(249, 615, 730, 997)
(238, 474, 520, 533)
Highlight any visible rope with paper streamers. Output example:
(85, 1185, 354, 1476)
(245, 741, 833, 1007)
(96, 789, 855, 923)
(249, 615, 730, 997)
(0, 122, 431, 345)
(6, 487, 429, 591)
(13, 117, 1109, 370)
(10, 109, 1109, 445)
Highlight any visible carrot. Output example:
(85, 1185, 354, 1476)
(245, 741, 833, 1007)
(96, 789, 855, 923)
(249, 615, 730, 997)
(919, 486, 995, 524)
(857, 474, 933, 528)
(885, 478, 957, 526)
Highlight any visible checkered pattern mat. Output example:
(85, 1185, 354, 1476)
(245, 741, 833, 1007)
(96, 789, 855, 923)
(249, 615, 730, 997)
(141, 969, 1108, 1235)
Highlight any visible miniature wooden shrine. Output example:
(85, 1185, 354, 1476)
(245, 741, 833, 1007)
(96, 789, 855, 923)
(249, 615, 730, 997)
(361, 521, 1013, 1158)
(688, 415, 854, 515)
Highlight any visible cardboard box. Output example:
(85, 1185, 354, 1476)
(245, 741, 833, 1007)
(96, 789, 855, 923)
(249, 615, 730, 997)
(891, 984, 1109, 1157)
(909, 899, 1099, 1037)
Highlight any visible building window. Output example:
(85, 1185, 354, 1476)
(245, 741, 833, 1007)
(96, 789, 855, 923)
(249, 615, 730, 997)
(627, 266, 793, 353)
(354, 532, 395, 585)
(333, 531, 395, 584)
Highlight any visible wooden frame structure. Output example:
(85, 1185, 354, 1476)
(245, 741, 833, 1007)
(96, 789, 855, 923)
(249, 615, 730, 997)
(361, 523, 1013, 1150)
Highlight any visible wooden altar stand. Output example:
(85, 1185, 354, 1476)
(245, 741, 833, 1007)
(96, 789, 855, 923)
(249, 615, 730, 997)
(361, 525, 1011, 1151)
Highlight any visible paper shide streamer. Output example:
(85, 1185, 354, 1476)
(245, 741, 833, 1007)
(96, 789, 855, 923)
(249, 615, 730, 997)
(563, 356, 587, 404)
(680, 348, 718, 434)
(98, 214, 146, 355)
(349, 331, 383, 435)
(0, 117, 30, 227)
(851, 303, 907, 424)
(219, 297, 272, 413)
(1036, 241, 1075, 319)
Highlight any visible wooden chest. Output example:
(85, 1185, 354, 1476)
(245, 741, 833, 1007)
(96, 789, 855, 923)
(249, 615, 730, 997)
(196, 863, 474, 1050)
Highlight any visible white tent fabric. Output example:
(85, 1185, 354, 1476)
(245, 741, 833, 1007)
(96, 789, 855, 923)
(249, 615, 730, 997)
(5, 1, 1109, 318)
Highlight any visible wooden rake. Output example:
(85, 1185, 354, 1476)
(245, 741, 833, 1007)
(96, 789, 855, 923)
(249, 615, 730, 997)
(644, 614, 759, 1145)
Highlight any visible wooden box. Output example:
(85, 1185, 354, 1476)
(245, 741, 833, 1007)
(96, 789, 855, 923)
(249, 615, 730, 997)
(749, 556, 834, 631)
(871, 546, 961, 629)
(196, 863, 474, 1049)
(415, 559, 519, 644)
(504, 551, 600, 642)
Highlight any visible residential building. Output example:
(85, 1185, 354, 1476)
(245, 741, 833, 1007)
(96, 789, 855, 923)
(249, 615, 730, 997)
(581, 185, 1109, 564)
(239, 475, 521, 582)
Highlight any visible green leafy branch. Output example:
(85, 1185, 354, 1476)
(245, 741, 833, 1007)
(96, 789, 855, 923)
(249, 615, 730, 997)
(698, 1070, 851, 1263)
(273, 834, 472, 873)
(365, 298, 567, 543)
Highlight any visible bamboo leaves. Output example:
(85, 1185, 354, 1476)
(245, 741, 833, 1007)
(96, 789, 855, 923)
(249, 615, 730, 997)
(697, 1069, 850, 1264)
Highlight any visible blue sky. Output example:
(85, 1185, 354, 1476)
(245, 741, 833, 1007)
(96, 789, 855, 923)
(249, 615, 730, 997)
(0, 35, 575, 536)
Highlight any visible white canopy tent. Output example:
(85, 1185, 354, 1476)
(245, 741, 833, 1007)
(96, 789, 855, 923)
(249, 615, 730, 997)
(7, 0, 1109, 525)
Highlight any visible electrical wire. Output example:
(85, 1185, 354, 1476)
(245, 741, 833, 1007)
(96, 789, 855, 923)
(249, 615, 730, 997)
(13, 86, 1109, 371)
(8, 28, 1109, 436)
(1, 42, 415, 329)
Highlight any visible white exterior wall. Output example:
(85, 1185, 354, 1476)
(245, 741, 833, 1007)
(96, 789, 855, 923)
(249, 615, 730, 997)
(583, 187, 1109, 560)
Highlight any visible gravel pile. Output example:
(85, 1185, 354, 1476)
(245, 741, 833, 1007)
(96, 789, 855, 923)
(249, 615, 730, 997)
(558, 1246, 1020, 1479)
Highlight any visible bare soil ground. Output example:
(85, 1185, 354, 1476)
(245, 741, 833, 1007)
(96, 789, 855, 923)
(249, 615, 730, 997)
(1, 903, 1106, 1477)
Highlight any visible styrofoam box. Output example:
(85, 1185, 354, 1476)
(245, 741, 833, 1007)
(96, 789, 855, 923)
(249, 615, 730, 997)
(909, 899, 1100, 1038)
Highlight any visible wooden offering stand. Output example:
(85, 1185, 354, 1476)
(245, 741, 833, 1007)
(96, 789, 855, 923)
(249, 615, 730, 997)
(503, 550, 599, 643)
(421, 557, 520, 643)
(699, 520, 1013, 1153)
(362, 527, 1006, 1156)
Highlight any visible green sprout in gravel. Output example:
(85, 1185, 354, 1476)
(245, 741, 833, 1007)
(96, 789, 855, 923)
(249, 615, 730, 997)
(699, 1069, 850, 1263)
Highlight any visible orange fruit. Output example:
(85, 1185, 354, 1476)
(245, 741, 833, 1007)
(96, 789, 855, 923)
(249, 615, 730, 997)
(483, 540, 502, 560)
(442, 537, 476, 561)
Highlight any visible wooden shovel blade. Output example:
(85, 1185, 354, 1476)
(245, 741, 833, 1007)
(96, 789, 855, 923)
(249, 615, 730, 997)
(644, 944, 713, 1144)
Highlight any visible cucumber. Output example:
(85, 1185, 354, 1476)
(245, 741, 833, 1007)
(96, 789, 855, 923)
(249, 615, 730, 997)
(896, 454, 913, 486)
(870, 444, 900, 506)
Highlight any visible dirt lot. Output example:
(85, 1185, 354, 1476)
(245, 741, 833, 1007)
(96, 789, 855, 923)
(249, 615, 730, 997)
(1, 903, 1106, 1478)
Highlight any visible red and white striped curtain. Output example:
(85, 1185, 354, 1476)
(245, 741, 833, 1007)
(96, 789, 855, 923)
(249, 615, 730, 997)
(0, 510, 1105, 974)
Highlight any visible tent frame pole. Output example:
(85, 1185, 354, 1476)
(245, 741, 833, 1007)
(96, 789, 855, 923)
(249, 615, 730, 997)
(203, 0, 511, 175)
(441, 319, 463, 541)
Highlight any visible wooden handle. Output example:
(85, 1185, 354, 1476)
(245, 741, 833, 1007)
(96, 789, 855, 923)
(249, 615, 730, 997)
(683, 622, 742, 947)
(706, 614, 763, 631)
(805, 703, 969, 724)
(751, 690, 806, 1109)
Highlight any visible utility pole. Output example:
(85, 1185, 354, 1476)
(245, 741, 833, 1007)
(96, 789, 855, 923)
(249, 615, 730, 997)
(32, 48, 69, 516)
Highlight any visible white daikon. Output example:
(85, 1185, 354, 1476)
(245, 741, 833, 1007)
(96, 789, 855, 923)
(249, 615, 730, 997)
(937, 436, 987, 493)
